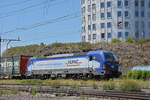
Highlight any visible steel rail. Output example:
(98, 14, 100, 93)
(0, 85, 150, 100)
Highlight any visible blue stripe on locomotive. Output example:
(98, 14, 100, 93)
(26, 50, 115, 75)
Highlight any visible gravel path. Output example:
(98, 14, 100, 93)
(0, 92, 110, 100)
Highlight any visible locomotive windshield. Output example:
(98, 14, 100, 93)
(89, 56, 100, 62)
(104, 53, 118, 62)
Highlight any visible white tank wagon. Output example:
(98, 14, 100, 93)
(26, 50, 121, 79)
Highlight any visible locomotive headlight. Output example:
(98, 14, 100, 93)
(111, 65, 114, 68)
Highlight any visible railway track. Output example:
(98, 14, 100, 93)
(0, 84, 150, 100)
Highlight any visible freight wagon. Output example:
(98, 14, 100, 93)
(27, 50, 121, 79)
(0, 55, 31, 79)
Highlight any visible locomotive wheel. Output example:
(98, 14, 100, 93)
(87, 74, 93, 79)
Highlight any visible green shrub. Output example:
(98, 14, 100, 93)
(136, 38, 150, 44)
(127, 70, 150, 80)
(119, 80, 141, 92)
(120, 74, 127, 79)
(31, 88, 37, 95)
(56, 93, 65, 97)
(103, 83, 115, 90)
(125, 37, 136, 43)
(111, 39, 121, 43)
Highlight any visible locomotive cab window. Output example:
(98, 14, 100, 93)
(89, 56, 100, 62)
(104, 53, 118, 62)
(93, 56, 100, 62)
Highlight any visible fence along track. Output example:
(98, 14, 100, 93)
(0, 85, 150, 100)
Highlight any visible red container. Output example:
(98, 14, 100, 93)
(20, 55, 32, 75)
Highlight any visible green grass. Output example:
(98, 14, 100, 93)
(31, 88, 38, 95)
(119, 80, 141, 92)
(0, 79, 150, 92)
(103, 82, 115, 90)
(21, 79, 43, 84)
(0, 88, 18, 94)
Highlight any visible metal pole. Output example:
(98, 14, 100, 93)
(6, 40, 11, 50)
(0, 36, 1, 76)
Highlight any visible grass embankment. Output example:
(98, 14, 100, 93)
(0, 71, 150, 92)
(0, 79, 150, 92)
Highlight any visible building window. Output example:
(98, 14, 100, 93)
(88, 0, 91, 3)
(101, 2, 105, 8)
(141, 0, 144, 7)
(92, 24, 96, 30)
(148, 12, 150, 17)
(82, 7, 85, 15)
(92, 4, 96, 13)
(142, 21, 144, 29)
(125, 32, 129, 37)
(141, 11, 144, 17)
(82, 35, 86, 41)
(82, 17, 85, 24)
(135, 21, 139, 29)
(81, 0, 85, 5)
(107, 1, 111, 8)
(118, 32, 122, 38)
(88, 25, 91, 30)
(101, 13, 105, 19)
(135, 11, 139, 17)
(88, 15, 91, 21)
(88, 5, 91, 12)
(101, 33, 105, 39)
(117, 11, 122, 17)
(149, 22, 150, 28)
(108, 33, 111, 38)
(93, 34, 96, 40)
(107, 22, 112, 28)
(118, 21, 123, 29)
(82, 26, 85, 33)
(125, 21, 129, 29)
(88, 35, 91, 41)
(135, 32, 139, 39)
(135, 0, 138, 7)
(125, 11, 129, 17)
(117, 0, 122, 8)
(124, 0, 129, 7)
(92, 14, 96, 21)
(107, 12, 112, 18)
(101, 23, 105, 28)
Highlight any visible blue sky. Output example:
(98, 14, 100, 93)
(0, 0, 81, 53)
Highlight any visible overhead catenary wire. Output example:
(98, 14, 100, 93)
(12, 28, 81, 45)
(4, 11, 80, 34)
(0, 0, 33, 8)
(0, 0, 67, 19)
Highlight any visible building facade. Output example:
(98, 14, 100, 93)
(81, 0, 150, 43)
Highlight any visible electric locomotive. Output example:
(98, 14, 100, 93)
(26, 50, 121, 79)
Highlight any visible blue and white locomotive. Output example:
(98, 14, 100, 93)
(26, 50, 121, 79)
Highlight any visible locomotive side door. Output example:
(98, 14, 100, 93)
(88, 56, 93, 68)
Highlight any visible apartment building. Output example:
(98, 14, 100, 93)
(81, 0, 150, 42)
